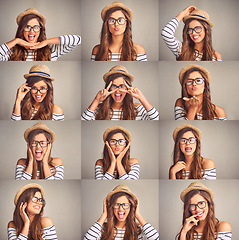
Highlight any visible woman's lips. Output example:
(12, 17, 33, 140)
(185, 147, 192, 152)
(196, 211, 204, 219)
(28, 34, 36, 41)
(192, 86, 197, 91)
(35, 150, 43, 158)
(35, 95, 43, 101)
(114, 27, 119, 31)
(114, 93, 122, 101)
(118, 211, 125, 220)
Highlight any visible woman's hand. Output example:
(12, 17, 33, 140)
(29, 40, 48, 50)
(183, 96, 200, 109)
(97, 197, 108, 225)
(16, 83, 31, 102)
(170, 161, 186, 179)
(43, 142, 51, 163)
(27, 144, 34, 163)
(116, 142, 131, 163)
(135, 198, 147, 226)
(105, 141, 116, 163)
(176, 6, 197, 22)
(181, 214, 199, 236)
(20, 202, 30, 224)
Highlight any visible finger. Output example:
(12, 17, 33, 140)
(119, 89, 128, 93)
(124, 80, 131, 89)
(183, 97, 190, 101)
(106, 81, 112, 91)
(108, 88, 117, 95)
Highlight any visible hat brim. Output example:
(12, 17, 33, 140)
(17, 9, 46, 25)
(103, 126, 132, 142)
(183, 15, 213, 28)
(24, 73, 54, 81)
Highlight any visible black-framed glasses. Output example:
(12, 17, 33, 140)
(180, 137, 197, 145)
(109, 139, 127, 146)
(186, 78, 204, 86)
(31, 140, 49, 147)
(187, 26, 202, 35)
(31, 87, 48, 94)
(24, 25, 41, 32)
(108, 17, 127, 25)
(31, 196, 45, 205)
(189, 201, 207, 211)
(110, 84, 127, 91)
(113, 203, 131, 209)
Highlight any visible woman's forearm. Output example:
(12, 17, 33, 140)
(139, 95, 153, 111)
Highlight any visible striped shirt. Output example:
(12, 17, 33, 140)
(84, 222, 159, 240)
(91, 53, 147, 61)
(0, 35, 81, 61)
(184, 168, 216, 180)
(15, 164, 64, 180)
(95, 163, 140, 180)
(193, 231, 232, 239)
(161, 18, 220, 61)
(8, 225, 58, 240)
(81, 105, 159, 120)
(11, 112, 64, 121)
(174, 106, 227, 120)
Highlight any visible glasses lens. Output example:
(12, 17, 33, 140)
(122, 203, 130, 209)
(187, 28, 193, 35)
(186, 80, 193, 86)
(32, 197, 45, 205)
(118, 18, 126, 25)
(33, 26, 40, 32)
(198, 201, 206, 209)
(108, 18, 115, 25)
(40, 141, 48, 147)
(180, 139, 187, 145)
(194, 26, 202, 33)
(188, 138, 196, 144)
(195, 78, 204, 85)
(118, 84, 126, 90)
(110, 84, 117, 90)
(109, 140, 117, 145)
(119, 140, 126, 146)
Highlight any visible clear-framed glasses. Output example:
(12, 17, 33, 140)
(31, 87, 48, 94)
(24, 25, 41, 32)
(108, 17, 127, 25)
(31, 196, 45, 205)
(109, 139, 127, 146)
(186, 78, 204, 86)
(113, 203, 131, 209)
(187, 26, 202, 35)
(179, 137, 197, 145)
(110, 84, 127, 91)
(31, 140, 49, 147)
(189, 201, 207, 211)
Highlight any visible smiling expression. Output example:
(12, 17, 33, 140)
(110, 77, 127, 103)
(108, 10, 127, 36)
(31, 133, 48, 161)
(188, 20, 205, 44)
(190, 194, 208, 221)
(186, 71, 205, 97)
(180, 131, 197, 157)
(31, 80, 48, 103)
(27, 191, 43, 215)
(23, 18, 40, 43)
(113, 196, 130, 224)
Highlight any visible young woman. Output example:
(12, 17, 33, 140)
(177, 182, 232, 239)
(84, 184, 159, 239)
(91, 1, 147, 61)
(0, 8, 81, 61)
(95, 126, 139, 180)
(8, 183, 58, 239)
(15, 122, 64, 180)
(170, 124, 216, 180)
(175, 64, 226, 120)
(161, 6, 221, 61)
(81, 65, 159, 120)
(11, 64, 64, 121)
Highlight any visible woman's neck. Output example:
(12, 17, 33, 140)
(28, 213, 35, 223)
(194, 41, 204, 53)
(33, 102, 41, 109)
(115, 220, 126, 229)
(111, 101, 123, 110)
(110, 35, 124, 53)
(195, 218, 207, 233)
(184, 154, 194, 167)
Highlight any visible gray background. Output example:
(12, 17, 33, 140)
(0, 0, 81, 61)
(0, 120, 81, 179)
(0, 61, 81, 120)
(80, 0, 159, 61)
(159, 0, 239, 61)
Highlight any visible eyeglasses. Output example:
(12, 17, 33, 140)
(186, 78, 204, 86)
(109, 139, 127, 146)
(113, 203, 131, 209)
(110, 84, 127, 91)
(31, 140, 49, 147)
(189, 201, 207, 211)
(24, 25, 41, 32)
(180, 137, 197, 145)
(31, 196, 45, 205)
(187, 26, 202, 35)
(108, 17, 127, 25)
(31, 87, 48, 94)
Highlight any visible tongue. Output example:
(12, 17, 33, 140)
(115, 95, 121, 101)
(35, 152, 42, 158)
(118, 213, 125, 219)
(28, 36, 35, 41)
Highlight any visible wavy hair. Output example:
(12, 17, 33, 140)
(13, 187, 45, 240)
(181, 67, 218, 120)
(20, 76, 54, 120)
(10, 14, 51, 61)
(95, 7, 137, 61)
(177, 190, 219, 240)
(101, 192, 141, 240)
(177, 19, 217, 61)
(95, 73, 138, 120)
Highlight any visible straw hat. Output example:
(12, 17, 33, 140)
(101, 1, 133, 21)
(24, 122, 56, 142)
(24, 65, 54, 81)
(179, 64, 211, 85)
(106, 184, 137, 202)
(103, 126, 132, 142)
(173, 124, 201, 141)
(17, 8, 46, 25)
(180, 182, 214, 202)
(14, 183, 45, 205)
(103, 65, 134, 83)
(183, 9, 213, 27)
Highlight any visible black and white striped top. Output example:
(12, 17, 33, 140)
(184, 168, 216, 180)
(84, 222, 159, 240)
(91, 53, 147, 61)
(81, 105, 159, 121)
(0, 35, 81, 61)
(8, 225, 58, 240)
(193, 231, 232, 239)
(15, 164, 64, 180)
(95, 163, 140, 180)
(11, 112, 64, 121)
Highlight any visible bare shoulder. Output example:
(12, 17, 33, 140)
(8, 221, 15, 228)
(218, 221, 232, 232)
(175, 98, 184, 107)
(215, 105, 226, 118)
(41, 217, 54, 228)
(53, 104, 63, 114)
(17, 158, 27, 165)
(215, 51, 222, 60)
(202, 158, 215, 169)
(95, 159, 103, 166)
(133, 43, 146, 54)
(134, 102, 140, 108)
(92, 44, 100, 55)
(52, 157, 63, 166)
(129, 158, 139, 165)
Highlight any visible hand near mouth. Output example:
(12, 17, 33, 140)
(181, 214, 199, 235)
(29, 40, 48, 50)
(16, 38, 39, 50)
(95, 81, 118, 103)
(183, 96, 200, 109)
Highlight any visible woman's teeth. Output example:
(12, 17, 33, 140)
(118, 212, 125, 219)
(185, 147, 192, 152)
(35, 95, 42, 101)
(115, 94, 122, 101)
(35, 150, 42, 158)
(193, 35, 199, 40)
(197, 211, 204, 218)
(28, 35, 35, 41)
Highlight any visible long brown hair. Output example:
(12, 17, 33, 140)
(95, 7, 137, 61)
(177, 190, 219, 240)
(177, 18, 217, 61)
(102, 129, 130, 178)
(27, 129, 54, 179)
(10, 14, 51, 61)
(181, 67, 218, 120)
(101, 192, 141, 240)
(172, 127, 204, 179)
(20, 76, 54, 120)
(13, 187, 45, 240)
(96, 73, 137, 120)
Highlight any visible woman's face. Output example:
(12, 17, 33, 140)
(189, 194, 208, 221)
(31, 80, 48, 103)
(110, 77, 127, 103)
(113, 195, 131, 223)
(179, 131, 197, 157)
(26, 191, 44, 216)
(23, 18, 41, 43)
(108, 10, 127, 36)
(185, 71, 205, 97)
(109, 133, 126, 155)
(31, 133, 49, 161)
(188, 20, 205, 44)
